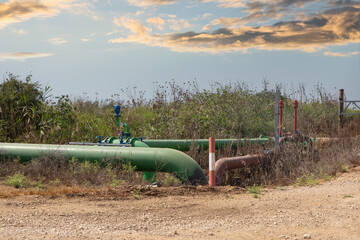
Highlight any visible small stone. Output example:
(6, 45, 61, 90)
(303, 234, 311, 239)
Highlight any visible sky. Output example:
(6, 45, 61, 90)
(0, 0, 359, 101)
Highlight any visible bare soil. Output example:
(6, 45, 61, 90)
(0, 169, 360, 240)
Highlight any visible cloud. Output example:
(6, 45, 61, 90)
(211, 17, 242, 28)
(0, 0, 50, 28)
(113, 16, 152, 35)
(127, 0, 176, 7)
(329, 0, 360, 7)
(135, 11, 144, 16)
(324, 51, 360, 57)
(0, 52, 52, 61)
(109, 6, 360, 54)
(167, 19, 192, 31)
(146, 17, 165, 30)
(115, 15, 192, 33)
(14, 28, 28, 34)
(200, 0, 326, 25)
(0, 0, 96, 29)
(81, 38, 90, 42)
(48, 37, 68, 45)
(202, 0, 246, 8)
(201, 13, 212, 19)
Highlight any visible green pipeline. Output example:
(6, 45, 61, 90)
(104, 137, 270, 151)
(142, 138, 270, 151)
(0, 143, 207, 185)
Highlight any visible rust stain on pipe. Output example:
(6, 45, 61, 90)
(215, 154, 271, 186)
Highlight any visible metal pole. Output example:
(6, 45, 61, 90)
(339, 89, 344, 129)
(279, 100, 283, 136)
(293, 100, 298, 134)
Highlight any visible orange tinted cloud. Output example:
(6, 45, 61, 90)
(324, 51, 360, 57)
(146, 17, 165, 30)
(127, 0, 176, 7)
(48, 37, 68, 45)
(0, 0, 94, 28)
(0, 0, 50, 28)
(0, 52, 52, 61)
(202, 0, 246, 8)
(109, 6, 360, 53)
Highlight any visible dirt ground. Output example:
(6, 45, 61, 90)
(0, 168, 359, 240)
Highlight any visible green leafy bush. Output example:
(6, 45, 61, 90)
(4, 173, 30, 188)
(163, 173, 181, 186)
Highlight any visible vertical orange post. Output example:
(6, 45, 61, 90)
(279, 100, 283, 136)
(293, 100, 298, 134)
(209, 137, 215, 187)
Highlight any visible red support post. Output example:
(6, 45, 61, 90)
(293, 100, 298, 134)
(209, 137, 215, 187)
(279, 100, 283, 136)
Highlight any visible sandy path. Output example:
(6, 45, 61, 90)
(0, 169, 359, 240)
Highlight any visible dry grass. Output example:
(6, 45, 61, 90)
(0, 185, 89, 198)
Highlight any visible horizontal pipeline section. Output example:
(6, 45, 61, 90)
(0, 143, 207, 185)
(141, 138, 270, 151)
(215, 154, 271, 186)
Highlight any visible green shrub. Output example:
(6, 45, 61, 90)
(295, 176, 319, 186)
(341, 165, 349, 173)
(4, 173, 30, 188)
(108, 178, 123, 187)
(246, 184, 262, 198)
(163, 173, 181, 186)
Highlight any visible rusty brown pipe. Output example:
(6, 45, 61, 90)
(215, 153, 271, 186)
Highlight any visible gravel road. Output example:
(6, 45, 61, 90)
(1, 169, 359, 240)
